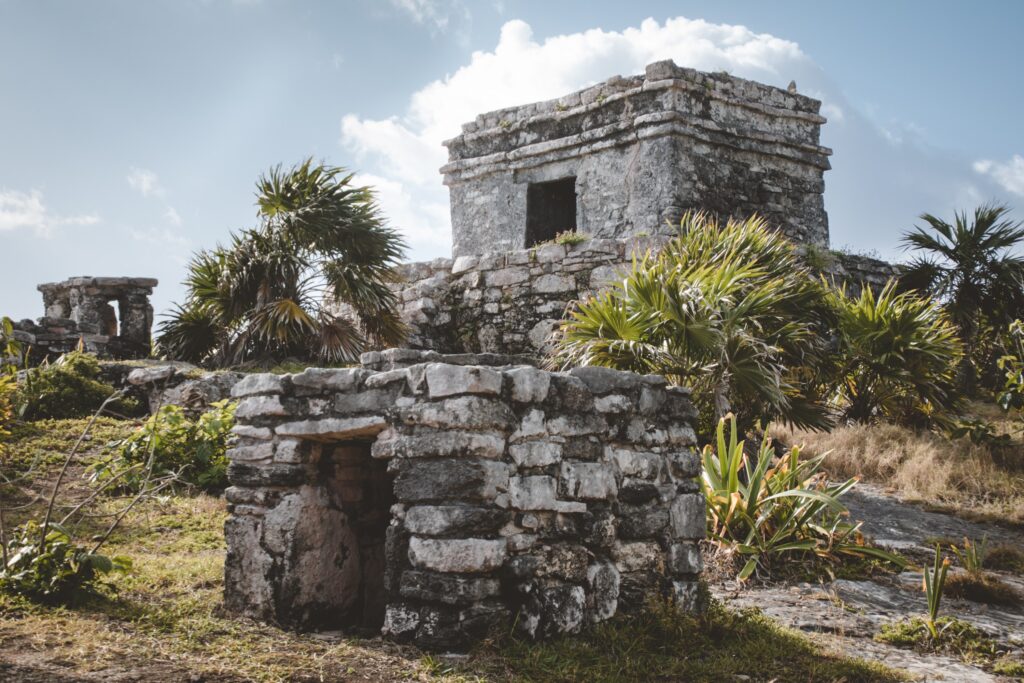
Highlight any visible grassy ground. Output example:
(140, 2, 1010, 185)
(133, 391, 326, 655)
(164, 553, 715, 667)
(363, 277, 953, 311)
(774, 412, 1024, 526)
(0, 417, 907, 682)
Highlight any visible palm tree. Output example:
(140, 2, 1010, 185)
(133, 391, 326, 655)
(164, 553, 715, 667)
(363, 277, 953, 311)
(553, 212, 835, 434)
(157, 159, 407, 366)
(826, 281, 962, 426)
(901, 204, 1024, 391)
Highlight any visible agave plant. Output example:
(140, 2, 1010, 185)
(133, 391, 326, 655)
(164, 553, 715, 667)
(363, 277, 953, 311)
(702, 415, 904, 580)
(554, 212, 835, 433)
(157, 159, 407, 367)
(826, 280, 963, 426)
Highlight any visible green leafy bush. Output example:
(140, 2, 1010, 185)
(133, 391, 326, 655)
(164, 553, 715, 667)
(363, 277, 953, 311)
(997, 319, 1024, 416)
(826, 281, 963, 427)
(555, 212, 834, 434)
(0, 520, 130, 604)
(1, 316, 23, 373)
(701, 415, 904, 579)
(100, 400, 237, 491)
(17, 351, 141, 420)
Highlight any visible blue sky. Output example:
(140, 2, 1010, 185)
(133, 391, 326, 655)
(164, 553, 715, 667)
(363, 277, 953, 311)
(2, 0, 1023, 321)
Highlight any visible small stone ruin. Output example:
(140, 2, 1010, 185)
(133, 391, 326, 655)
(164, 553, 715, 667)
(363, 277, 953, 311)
(11, 276, 157, 361)
(223, 349, 704, 649)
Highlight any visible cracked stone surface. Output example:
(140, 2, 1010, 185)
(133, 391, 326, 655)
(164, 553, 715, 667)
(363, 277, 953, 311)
(713, 485, 1024, 682)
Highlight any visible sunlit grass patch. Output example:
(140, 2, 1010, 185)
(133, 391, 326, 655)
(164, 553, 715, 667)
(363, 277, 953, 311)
(876, 616, 1005, 668)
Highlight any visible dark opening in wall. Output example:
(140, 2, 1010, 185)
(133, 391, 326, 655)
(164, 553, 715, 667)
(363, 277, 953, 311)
(526, 177, 577, 247)
(312, 440, 395, 632)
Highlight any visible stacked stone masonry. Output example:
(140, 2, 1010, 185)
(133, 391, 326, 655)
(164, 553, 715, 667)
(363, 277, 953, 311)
(223, 349, 704, 649)
(443, 59, 833, 256)
(386, 237, 902, 356)
(11, 277, 157, 362)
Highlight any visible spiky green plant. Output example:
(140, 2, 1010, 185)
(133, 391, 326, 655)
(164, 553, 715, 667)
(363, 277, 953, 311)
(923, 544, 951, 640)
(701, 415, 905, 580)
(554, 212, 835, 433)
(826, 280, 962, 427)
(950, 536, 988, 575)
(157, 159, 407, 367)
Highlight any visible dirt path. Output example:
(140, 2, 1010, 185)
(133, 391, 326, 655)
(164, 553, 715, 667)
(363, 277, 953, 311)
(714, 485, 1024, 682)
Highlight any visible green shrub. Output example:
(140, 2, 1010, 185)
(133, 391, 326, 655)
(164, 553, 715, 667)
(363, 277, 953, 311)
(702, 415, 904, 579)
(0, 375, 14, 456)
(554, 212, 834, 434)
(98, 400, 237, 491)
(17, 351, 141, 420)
(826, 281, 963, 427)
(0, 520, 130, 604)
(997, 319, 1024, 415)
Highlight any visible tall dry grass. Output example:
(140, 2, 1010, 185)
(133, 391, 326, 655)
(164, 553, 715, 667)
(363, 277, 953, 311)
(771, 422, 1024, 524)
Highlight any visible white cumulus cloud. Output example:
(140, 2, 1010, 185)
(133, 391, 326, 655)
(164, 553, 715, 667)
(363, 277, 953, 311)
(974, 155, 1024, 197)
(0, 188, 99, 237)
(339, 16, 1020, 263)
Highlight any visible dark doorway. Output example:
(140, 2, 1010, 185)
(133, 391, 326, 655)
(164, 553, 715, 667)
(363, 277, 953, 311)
(526, 177, 577, 247)
(319, 440, 395, 632)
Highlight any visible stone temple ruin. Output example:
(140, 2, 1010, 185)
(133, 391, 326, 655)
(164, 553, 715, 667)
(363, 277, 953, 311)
(12, 276, 157, 361)
(443, 59, 832, 255)
(224, 350, 703, 648)
(223, 60, 897, 649)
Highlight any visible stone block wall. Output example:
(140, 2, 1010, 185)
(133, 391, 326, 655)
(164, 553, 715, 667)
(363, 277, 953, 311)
(223, 349, 704, 649)
(379, 237, 904, 357)
(391, 236, 671, 356)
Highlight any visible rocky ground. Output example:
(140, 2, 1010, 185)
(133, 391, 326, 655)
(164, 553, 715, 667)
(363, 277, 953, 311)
(714, 484, 1024, 682)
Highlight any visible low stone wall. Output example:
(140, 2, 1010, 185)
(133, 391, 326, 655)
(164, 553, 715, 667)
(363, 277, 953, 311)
(223, 348, 704, 649)
(383, 236, 903, 357)
(391, 236, 670, 355)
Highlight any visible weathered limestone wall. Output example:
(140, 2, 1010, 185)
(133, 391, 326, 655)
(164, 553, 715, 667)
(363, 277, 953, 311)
(827, 251, 902, 297)
(385, 237, 904, 357)
(443, 59, 832, 256)
(394, 236, 670, 356)
(223, 349, 704, 649)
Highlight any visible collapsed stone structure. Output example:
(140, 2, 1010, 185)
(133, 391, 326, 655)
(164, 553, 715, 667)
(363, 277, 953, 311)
(443, 59, 832, 255)
(224, 349, 704, 648)
(11, 277, 157, 361)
